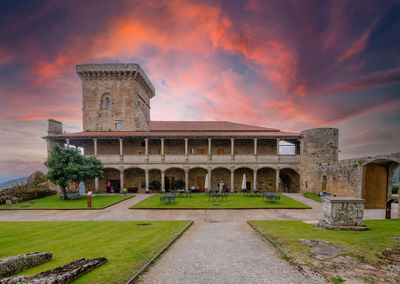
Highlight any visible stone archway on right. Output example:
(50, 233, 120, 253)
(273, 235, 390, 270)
(362, 159, 399, 209)
(279, 168, 300, 193)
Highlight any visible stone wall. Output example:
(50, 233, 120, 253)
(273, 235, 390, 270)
(258, 168, 276, 191)
(211, 168, 231, 190)
(77, 64, 154, 132)
(0, 187, 55, 205)
(0, 252, 52, 278)
(300, 128, 339, 192)
(316, 152, 400, 209)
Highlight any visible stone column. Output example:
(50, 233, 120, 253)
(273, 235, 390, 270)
(46, 139, 52, 158)
(253, 169, 257, 191)
(161, 170, 165, 192)
(161, 138, 165, 161)
(231, 138, 235, 161)
(120, 169, 124, 193)
(208, 138, 212, 160)
(145, 138, 149, 156)
(208, 168, 212, 192)
(119, 138, 123, 155)
(184, 138, 188, 158)
(95, 177, 99, 193)
(93, 139, 98, 156)
(276, 138, 280, 155)
(230, 169, 235, 193)
(145, 169, 149, 193)
(276, 168, 280, 192)
(66, 138, 70, 148)
(184, 168, 189, 191)
(254, 138, 257, 156)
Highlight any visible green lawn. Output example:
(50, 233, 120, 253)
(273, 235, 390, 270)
(0, 194, 133, 210)
(249, 220, 400, 264)
(0, 221, 191, 283)
(131, 193, 310, 209)
(303, 192, 322, 202)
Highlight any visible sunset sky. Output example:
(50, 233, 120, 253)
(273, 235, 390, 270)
(0, 0, 399, 177)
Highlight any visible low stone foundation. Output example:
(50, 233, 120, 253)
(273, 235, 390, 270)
(1, 257, 107, 284)
(319, 197, 368, 230)
(0, 252, 52, 278)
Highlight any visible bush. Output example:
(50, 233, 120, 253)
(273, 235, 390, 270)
(173, 180, 185, 190)
(149, 180, 161, 190)
(392, 185, 398, 194)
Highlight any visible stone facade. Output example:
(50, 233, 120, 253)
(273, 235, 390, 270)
(43, 63, 400, 209)
(76, 64, 154, 132)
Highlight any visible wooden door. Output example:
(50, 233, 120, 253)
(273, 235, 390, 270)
(362, 164, 387, 209)
(197, 176, 205, 192)
(217, 148, 224, 155)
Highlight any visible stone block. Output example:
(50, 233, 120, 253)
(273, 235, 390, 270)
(319, 197, 368, 230)
(0, 252, 52, 278)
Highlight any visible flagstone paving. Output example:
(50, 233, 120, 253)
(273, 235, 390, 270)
(140, 222, 311, 284)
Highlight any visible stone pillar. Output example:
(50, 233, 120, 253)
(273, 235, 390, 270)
(230, 169, 235, 193)
(119, 138, 123, 156)
(208, 168, 212, 191)
(46, 139, 52, 158)
(161, 138, 165, 161)
(208, 138, 212, 160)
(120, 169, 124, 192)
(254, 169, 257, 191)
(184, 168, 189, 191)
(184, 138, 188, 156)
(145, 138, 149, 156)
(145, 169, 149, 193)
(95, 177, 99, 193)
(93, 139, 98, 156)
(276, 168, 280, 192)
(66, 138, 70, 148)
(276, 138, 280, 155)
(161, 170, 165, 192)
(231, 138, 235, 160)
(254, 138, 257, 156)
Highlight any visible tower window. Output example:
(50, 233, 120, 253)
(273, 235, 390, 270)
(115, 123, 122, 130)
(105, 98, 110, 110)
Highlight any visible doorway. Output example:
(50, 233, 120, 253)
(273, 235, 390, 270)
(197, 176, 205, 192)
(362, 163, 387, 209)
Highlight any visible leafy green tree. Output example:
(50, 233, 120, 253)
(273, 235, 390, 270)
(45, 144, 103, 200)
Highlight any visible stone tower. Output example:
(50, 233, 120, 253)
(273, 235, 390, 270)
(299, 128, 339, 192)
(76, 63, 155, 131)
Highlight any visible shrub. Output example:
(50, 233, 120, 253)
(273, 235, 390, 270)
(392, 185, 398, 194)
(149, 180, 160, 190)
(173, 180, 185, 190)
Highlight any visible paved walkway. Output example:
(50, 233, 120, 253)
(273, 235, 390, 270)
(140, 222, 311, 284)
(0, 193, 397, 222)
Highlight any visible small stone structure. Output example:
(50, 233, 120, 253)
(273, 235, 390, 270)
(319, 197, 368, 230)
(1, 257, 107, 284)
(0, 252, 52, 278)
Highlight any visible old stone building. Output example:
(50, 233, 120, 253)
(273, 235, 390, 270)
(43, 63, 399, 209)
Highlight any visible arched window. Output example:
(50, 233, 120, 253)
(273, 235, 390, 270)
(105, 98, 110, 110)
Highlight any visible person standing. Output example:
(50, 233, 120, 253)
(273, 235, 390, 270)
(106, 181, 111, 193)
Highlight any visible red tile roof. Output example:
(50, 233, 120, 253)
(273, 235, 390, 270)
(45, 121, 300, 138)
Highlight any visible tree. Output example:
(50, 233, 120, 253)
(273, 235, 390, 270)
(45, 144, 103, 200)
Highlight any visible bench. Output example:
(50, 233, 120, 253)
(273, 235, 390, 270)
(160, 193, 176, 203)
(66, 192, 81, 200)
(263, 193, 280, 201)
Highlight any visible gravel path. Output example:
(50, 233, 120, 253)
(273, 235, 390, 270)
(140, 222, 312, 284)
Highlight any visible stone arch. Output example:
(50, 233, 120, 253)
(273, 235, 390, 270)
(165, 167, 185, 192)
(212, 167, 231, 192)
(234, 167, 254, 192)
(100, 168, 120, 192)
(125, 167, 145, 193)
(362, 159, 399, 209)
(189, 167, 207, 192)
(258, 167, 276, 192)
(280, 168, 300, 193)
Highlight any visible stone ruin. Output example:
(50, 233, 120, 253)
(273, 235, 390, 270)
(0, 253, 106, 284)
(318, 196, 368, 230)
